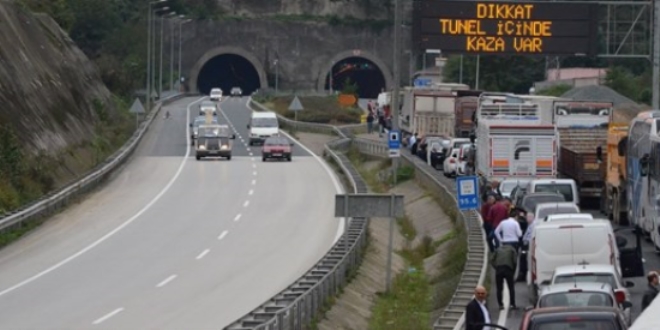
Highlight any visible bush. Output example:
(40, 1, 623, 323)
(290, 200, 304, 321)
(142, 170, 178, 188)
(267, 96, 362, 124)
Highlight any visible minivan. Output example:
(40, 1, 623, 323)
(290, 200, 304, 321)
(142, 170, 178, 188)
(247, 112, 279, 146)
(526, 179, 579, 206)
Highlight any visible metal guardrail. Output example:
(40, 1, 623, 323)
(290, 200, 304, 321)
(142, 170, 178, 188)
(0, 93, 189, 234)
(222, 99, 369, 330)
(350, 137, 488, 330)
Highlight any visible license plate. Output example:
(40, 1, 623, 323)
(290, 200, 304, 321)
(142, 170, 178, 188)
(273, 153, 282, 156)
(208, 151, 218, 154)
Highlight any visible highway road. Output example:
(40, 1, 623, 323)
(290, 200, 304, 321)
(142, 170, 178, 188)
(503, 207, 660, 329)
(0, 96, 343, 329)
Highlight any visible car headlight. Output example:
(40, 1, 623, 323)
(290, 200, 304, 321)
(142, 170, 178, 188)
(198, 145, 206, 150)
(221, 145, 228, 150)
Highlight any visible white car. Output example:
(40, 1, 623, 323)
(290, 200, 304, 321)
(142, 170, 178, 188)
(456, 144, 472, 176)
(550, 264, 634, 325)
(209, 88, 223, 101)
(500, 179, 530, 199)
(198, 101, 218, 116)
(533, 202, 581, 222)
(230, 87, 242, 97)
(443, 148, 460, 177)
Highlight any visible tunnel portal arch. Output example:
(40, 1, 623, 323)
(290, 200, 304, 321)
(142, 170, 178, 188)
(316, 50, 393, 98)
(189, 46, 268, 95)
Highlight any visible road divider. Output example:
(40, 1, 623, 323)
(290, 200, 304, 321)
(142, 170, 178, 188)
(226, 98, 487, 330)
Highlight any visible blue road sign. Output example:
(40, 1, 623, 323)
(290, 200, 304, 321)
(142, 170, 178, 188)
(388, 130, 400, 149)
(456, 176, 479, 211)
(414, 78, 432, 87)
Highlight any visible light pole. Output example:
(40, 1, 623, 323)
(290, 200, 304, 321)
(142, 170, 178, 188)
(160, 11, 176, 98)
(274, 59, 279, 94)
(170, 17, 175, 92)
(178, 18, 192, 90)
(152, 6, 170, 102)
(146, 0, 167, 112)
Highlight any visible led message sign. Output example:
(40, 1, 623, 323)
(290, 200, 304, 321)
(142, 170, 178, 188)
(413, 1, 599, 55)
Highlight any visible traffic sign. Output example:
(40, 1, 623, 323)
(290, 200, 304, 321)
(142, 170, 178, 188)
(388, 130, 400, 149)
(456, 176, 479, 211)
(288, 96, 304, 111)
(414, 78, 432, 87)
(388, 149, 400, 158)
(129, 98, 145, 114)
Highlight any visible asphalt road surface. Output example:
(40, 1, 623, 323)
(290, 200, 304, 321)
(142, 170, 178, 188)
(0, 96, 343, 329)
(503, 205, 660, 329)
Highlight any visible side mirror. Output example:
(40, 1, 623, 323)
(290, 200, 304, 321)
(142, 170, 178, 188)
(540, 280, 551, 286)
(231, 134, 236, 139)
(596, 146, 603, 163)
(247, 124, 250, 129)
(640, 154, 650, 177)
(622, 301, 633, 309)
(624, 281, 635, 288)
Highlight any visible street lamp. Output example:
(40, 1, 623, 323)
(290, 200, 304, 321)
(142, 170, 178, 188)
(160, 11, 177, 98)
(273, 59, 279, 94)
(146, 0, 167, 112)
(178, 18, 192, 90)
(151, 6, 171, 102)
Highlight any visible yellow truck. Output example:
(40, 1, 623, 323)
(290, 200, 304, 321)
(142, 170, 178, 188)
(597, 123, 629, 225)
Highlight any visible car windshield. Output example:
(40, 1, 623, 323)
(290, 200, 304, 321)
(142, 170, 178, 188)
(537, 206, 579, 220)
(265, 138, 288, 146)
(553, 274, 617, 289)
(534, 320, 617, 330)
(523, 195, 565, 211)
(201, 101, 215, 107)
(538, 292, 614, 308)
(252, 117, 278, 128)
(198, 137, 228, 145)
(535, 184, 574, 202)
(501, 181, 522, 194)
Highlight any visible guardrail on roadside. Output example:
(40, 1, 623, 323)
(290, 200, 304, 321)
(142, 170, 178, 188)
(350, 137, 488, 330)
(222, 99, 370, 330)
(242, 98, 487, 330)
(0, 93, 190, 234)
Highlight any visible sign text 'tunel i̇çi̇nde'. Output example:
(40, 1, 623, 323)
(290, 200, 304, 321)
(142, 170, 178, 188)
(414, 1, 598, 55)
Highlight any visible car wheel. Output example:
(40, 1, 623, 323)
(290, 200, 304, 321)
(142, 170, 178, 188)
(196, 156, 201, 160)
(227, 156, 232, 161)
(262, 157, 267, 162)
(287, 156, 292, 162)
(248, 141, 253, 146)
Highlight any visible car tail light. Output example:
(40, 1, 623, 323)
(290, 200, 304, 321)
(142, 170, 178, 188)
(614, 290, 626, 304)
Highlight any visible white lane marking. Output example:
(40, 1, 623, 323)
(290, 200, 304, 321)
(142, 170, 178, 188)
(233, 214, 242, 222)
(248, 189, 254, 195)
(92, 307, 124, 325)
(196, 249, 210, 260)
(246, 148, 251, 152)
(246, 97, 346, 244)
(249, 152, 253, 156)
(251, 179, 256, 185)
(252, 164, 256, 168)
(251, 157, 255, 162)
(218, 230, 228, 240)
(156, 274, 177, 288)
(253, 171, 257, 176)
(243, 200, 250, 207)
(0, 96, 206, 298)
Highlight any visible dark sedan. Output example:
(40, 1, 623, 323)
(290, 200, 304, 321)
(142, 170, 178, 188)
(262, 136, 293, 162)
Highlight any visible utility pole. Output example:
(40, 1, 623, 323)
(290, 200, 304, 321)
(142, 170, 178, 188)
(391, 0, 401, 180)
(170, 18, 175, 92)
(653, 0, 660, 109)
(146, 5, 152, 112)
(178, 19, 191, 90)
(159, 16, 164, 98)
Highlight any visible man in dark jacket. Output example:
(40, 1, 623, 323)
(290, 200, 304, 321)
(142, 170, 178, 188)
(641, 271, 659, 311)
(492, 244, 518, 309)
(465, 285, 492, 330)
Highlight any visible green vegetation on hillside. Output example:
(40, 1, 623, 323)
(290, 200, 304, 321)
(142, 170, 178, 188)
(256, 95, 363, 124)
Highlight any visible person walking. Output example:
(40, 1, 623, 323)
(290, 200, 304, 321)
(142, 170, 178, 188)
(487, 198, 512, 249)
(465, 285, 492, 330)
(642, 271, 659, 311)
(491, 244, 518, 310)
(494, 212, 522, 250)
(518, 212, 535, 282)
(366, 111, 374, 134)
(481, 195, 496, 253)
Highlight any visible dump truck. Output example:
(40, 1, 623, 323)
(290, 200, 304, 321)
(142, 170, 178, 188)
(598, 123, 629, 225)
(554, 101, 613, 200)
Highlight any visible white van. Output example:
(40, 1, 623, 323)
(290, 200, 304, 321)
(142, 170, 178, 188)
(526, 179, 580, 206)
(527, 219, 620, 304)
(247, 112, 279, 145)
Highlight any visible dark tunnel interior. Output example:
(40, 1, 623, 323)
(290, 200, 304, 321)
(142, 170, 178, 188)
(197, 54, 261, 96)
(324, 57, 386, 99)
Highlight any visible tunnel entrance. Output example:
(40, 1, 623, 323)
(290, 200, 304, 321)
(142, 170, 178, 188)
(324, 57, 386, 99)
(196, 54, 261, 96)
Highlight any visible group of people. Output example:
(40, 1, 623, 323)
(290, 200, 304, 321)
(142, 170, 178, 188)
(365, 100, 392, 136)
(480, 180, 534, 311)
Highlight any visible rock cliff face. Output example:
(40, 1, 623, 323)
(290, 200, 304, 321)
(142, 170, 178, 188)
(0, 2, 127, 211)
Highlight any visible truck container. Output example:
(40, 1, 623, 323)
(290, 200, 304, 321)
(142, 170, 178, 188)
(557, 127, 608, 199)
(476, 119, 558, 182)
(454, 96, 478, 138)
(598, 123, 629, 225)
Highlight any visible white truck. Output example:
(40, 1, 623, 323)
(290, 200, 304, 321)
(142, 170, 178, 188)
(475, 97, 558, 182)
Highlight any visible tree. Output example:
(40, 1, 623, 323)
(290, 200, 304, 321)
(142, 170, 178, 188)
(443, 55, 545, 93)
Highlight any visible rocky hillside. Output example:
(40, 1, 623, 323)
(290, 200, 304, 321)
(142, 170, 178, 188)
(217, 0, 397, 20)
(0, 1, 129, 212)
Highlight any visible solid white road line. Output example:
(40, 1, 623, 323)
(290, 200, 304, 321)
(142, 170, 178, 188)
(246, 98, 347, 245)
(156, 274, 177, 288)
(92, 307, 124, 325)
(248, 189, 254, 195)
(251, 157, 256, 162)
(0, 96, 206, 298)
(249, 152, 253, 156)
(243, 201, 250, 207)
(218, 230, 228, 240)
(233, 214, 242, 222)
(195, 249, 210, 260)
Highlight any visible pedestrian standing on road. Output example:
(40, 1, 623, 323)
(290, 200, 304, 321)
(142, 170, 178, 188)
(494, 211, 522, 250)
(641, 271, 659, 311)
(366, 111, 374, 134)
(465, 285, 492, 330)
(518, 212, 535, 282)
(487, 198, 512, 249)
(377, 108, 385, 137)
(491, 244, 518, 310)
(481, 195, 496, 253)
(410, 133, 418, 154)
